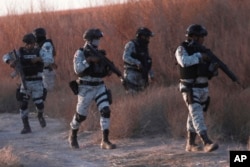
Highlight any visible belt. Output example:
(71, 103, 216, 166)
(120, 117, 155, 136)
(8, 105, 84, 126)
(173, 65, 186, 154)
(25, 77, 42, 81)
(182, 82, 208, 88)
(78, 80, 104, 86)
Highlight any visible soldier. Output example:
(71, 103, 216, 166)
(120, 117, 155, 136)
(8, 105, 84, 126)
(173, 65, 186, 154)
(33, 27, 57, 91)
(122, 27, 154, 93)
(175, 24, 219, 152)
(68, 28, 116, 149)
(2, 33, 54, 134)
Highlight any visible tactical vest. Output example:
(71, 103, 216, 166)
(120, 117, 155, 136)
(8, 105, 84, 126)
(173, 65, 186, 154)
(131, 40, 152, 70)
(19, 47, 44, 76)
(77, 48, 110, 78)
(179, 41, 212, 79)
(124, 40, 152, 82)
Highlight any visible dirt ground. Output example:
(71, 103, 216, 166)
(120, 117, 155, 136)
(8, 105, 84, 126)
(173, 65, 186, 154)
(0, 113, 247, 167)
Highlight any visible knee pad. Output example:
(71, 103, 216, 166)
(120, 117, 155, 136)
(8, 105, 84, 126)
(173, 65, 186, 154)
(36, 103, 44, 110)
(100, 106, 111, 118)
(20, 101, 28, 110)
(75, 113, 86, 123)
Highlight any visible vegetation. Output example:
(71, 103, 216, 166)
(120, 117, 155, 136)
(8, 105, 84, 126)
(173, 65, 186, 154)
(0, 146, 22, 167)
(0, 0, 249, 145)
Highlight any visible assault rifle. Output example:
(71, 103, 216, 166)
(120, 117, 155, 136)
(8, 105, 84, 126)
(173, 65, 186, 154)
(11, 49, 27, 90)
(86, 44, 124, 81)
(191, 42, 242, 87)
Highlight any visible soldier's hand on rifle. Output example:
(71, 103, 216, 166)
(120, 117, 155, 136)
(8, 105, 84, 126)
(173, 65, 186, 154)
(31, 57, 42, 64)
(213, 62, 219, 70)
(201, 53, 210, 62)
(9, 60, 17, 68)
(86, 56, 100, 63)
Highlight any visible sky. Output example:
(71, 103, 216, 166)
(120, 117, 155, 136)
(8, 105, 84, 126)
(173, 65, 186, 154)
(0, 0, 126, 16)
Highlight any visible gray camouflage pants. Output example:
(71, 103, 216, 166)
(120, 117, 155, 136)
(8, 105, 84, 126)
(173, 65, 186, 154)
(124, 69, 147, 93)
(20, 80, 44, 118)
(182, 87, 209, 134)
(70, 84, 110, 130)
(42, 69, 56, 91)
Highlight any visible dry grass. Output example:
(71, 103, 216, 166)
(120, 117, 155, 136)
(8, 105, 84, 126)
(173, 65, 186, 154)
(0, 146, 23, 167)
(0, 0, 250, 144)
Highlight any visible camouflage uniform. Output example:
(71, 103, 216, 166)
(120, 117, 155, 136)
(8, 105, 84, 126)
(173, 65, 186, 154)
(70, 45, 111, 131)
(122, 27, 154, 93)
(69, 28, 116, 150)
(2, 33, 54, 134)
(175, 24, 219, 152)
(40, 41, 56, 91)
(176, 45, 209, 133)
(33, 27, 57, 91)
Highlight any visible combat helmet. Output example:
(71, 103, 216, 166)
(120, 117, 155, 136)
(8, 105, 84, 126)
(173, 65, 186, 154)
(83, 28, 103, 41)
(33, 27, 46, 38)
(22, 33, 36, 44)
(136, 27, 154, 38)
(186, 24, 208, 37)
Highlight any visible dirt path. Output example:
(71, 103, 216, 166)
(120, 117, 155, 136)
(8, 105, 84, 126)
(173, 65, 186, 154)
(0, 113, 246, 167)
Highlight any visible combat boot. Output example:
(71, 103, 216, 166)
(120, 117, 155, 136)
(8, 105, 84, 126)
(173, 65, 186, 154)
(100, 129, 116, 149)
(68, 129, 79, 149)
(199, 131, 219, 152)
(38, 112, 46, 128)
(21, 117, 31, 134)
(185, 131, 202, 152)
